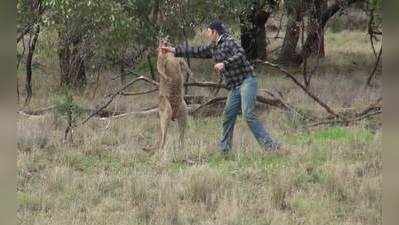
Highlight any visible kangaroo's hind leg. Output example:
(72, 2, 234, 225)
(158, 97, 172, 151)
(177, 101, 189, 163)
(177, 103, 188, 151)
(142, 97, 172, 152)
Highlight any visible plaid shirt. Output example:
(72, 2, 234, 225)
(174, 34, 254, 90)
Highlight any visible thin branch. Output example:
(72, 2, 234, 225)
(80, 75, 158, 125)
(191, 96, 227, 114)
(307, 97, 382, 127)
(355, 97, 382, 117)
(368, 8, 378, 59)
(306, 109, 381, 127)
(258, 89, 315, 121)
(258, 60, 338, 117)
(121, 88, 158, 96)
(184, 81, 227, 89)
(366, 47, 382, 87)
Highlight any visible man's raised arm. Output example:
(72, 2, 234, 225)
(168, 44, 213, 59)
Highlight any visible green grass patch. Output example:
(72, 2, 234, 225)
(295, 126, 374, 145)
(169, 161, 190, 173)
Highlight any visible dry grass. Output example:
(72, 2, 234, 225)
(17, 29, 381, 225)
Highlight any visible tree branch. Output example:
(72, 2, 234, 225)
(80, 75, 158, 125)
(307, 97, 382, 127)
(184, 81, 227, 89)
(121, 88, 159, 96)
(258, 60, 339, 117)
(366, 47, 382, 87)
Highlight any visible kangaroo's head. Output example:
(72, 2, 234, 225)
(157, 37, 173, 57)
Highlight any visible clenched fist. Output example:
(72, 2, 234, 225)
(214, 62, 225, 73)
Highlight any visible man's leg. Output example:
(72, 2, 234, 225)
(219, 88, 241, 152)
(241, 76, 281, 151)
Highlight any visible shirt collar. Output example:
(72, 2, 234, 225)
(217, 35, 222, 44)
(216, 33, 228, 46)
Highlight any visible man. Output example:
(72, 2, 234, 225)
(161, 20, 286, 154)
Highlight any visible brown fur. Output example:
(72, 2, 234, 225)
(143, 40, 189, 152)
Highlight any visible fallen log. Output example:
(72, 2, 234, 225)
(17, 94, 284, 119)
(121, 88, 158, 96)
(184, 82, 227, 89)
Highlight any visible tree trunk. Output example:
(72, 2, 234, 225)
(301, 0, 327, 61)
(240, 0, 269, 60)
(278, 4, 302, 66)
(300, 0, 364, 62)
(254, 10, 269, 60)
(58, 32, 86, 89)
(317, 0, 327, 57)
(25, 25, 40, 106)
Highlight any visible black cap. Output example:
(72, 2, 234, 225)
(208, 20, 228, 35)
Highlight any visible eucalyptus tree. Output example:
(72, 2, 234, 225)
(279, 0, 368, 66)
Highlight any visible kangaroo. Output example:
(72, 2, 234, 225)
(143, 39, 189, 152)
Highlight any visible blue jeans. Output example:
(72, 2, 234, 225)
(219, 75, 280, 152)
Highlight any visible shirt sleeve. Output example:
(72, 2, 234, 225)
(174, 43, 213, 59)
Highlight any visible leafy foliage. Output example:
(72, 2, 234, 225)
(52, 87, 85, 125)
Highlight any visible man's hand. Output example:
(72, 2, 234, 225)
(214, 62, 225, 73)
(160, 46, 175, 54)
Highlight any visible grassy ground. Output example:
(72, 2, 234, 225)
(17, 28, 382, 225)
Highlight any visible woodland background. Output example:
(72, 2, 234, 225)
(17, 0, 382, 224)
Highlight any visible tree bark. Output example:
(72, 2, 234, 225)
(278, 1, 303, 65)
(366, 47, 382, 86)
(319, 0, 328, 56)
(240, 0, 270, 60)
(58, 32, 87, 89)
(300, 0, 364, 62)
(300, 0, 327, 61)
(25, 25, 40, 106)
